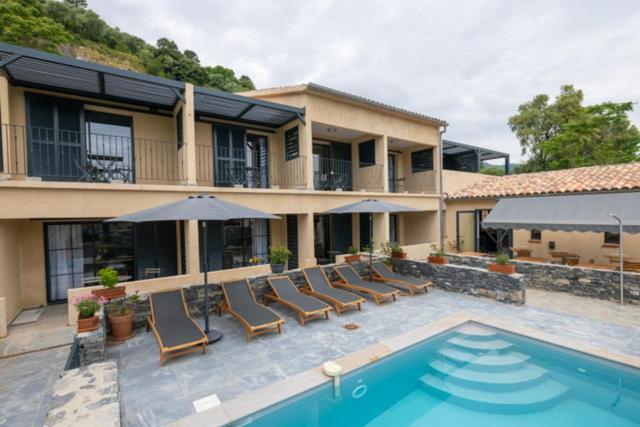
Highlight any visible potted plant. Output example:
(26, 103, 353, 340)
(92, 267, 126, 300)
(389, 242, 406, 259)
(107, 292, 141, 341)
(428, 244, 448, 265)
(345, 246, 361, 264)
(249, 256, 264, 266)
(73, 294, 105, 333)
(488, 253, 516, 274)
(269, 246, 292, 274)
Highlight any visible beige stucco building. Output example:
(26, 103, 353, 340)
(0, 44, 452, 331)
(444, 163, 640, 266)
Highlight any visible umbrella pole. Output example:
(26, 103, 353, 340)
(202, 221, 223, 344)
(369, 213, 373, 281)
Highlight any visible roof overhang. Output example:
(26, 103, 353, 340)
(0, 42, 184, 110)
(443, 139, 509, 161)
(482, 192, 640, 234)
(194, 87, 305, 128)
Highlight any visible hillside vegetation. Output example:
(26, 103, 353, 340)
(0, 0, 255, 92)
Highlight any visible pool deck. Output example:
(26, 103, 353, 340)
(107, 289, 640, 427)
(1, 289, 639, 427)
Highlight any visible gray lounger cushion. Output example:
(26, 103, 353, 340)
(151, 290, 206, 349)
(372, 261, 429, 286)
(335, 266, 398, 295)
(305, 267, 363, 304)
(224, 280, 282, 326)
(270, 277, 329, 313)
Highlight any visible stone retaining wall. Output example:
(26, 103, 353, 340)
(445, 253, 640, 304)
(72, 312, 106, 367)
(107, 263, 358, 332)
(392, 258, 525, 305)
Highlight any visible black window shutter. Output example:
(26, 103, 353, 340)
(176, 109, 184, 150)
(358, 139, 375, 167)
(411, 148, 434, 173)
(286, 215, 299, 269)
(284, 126, 299, 160)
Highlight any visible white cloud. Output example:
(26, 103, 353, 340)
(88, 0, 640, 162)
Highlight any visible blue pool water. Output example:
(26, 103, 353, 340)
(231, 322, 640, 426)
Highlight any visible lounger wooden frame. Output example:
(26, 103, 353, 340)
(301, 268, 365, 315)
(370, 263, 432, 296)
(218, 280, 285, 341)
(264, 276, 332, 326)
(147, 289, 208, 366)
(333, 265, 399, 305)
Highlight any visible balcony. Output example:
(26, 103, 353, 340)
(1, 124, 184, 184)
(389, 168, 437, 194)
(313, 158, 384, 192)
(195, 147, 307, 189)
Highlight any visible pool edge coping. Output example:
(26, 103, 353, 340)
(168, 311, 640, 426)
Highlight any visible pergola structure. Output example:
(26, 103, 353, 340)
(442, 139, 510, 174)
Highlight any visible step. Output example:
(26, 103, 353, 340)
(437, 348, 530, 372)
(427, 359, 548, 391)
(420, 373, 570, 414)
(454, 324, 498, 341)
(447, 336, 513, 352)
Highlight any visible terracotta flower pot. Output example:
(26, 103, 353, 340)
(488, 263, 516, 274)
(428, 256, 448, 265)
(391, 251, 406, 259)
(92, 286, 126, 301)
(109, 312, 135, 341)
(345, 255, 361, 264)
(77, 315, 99, 333)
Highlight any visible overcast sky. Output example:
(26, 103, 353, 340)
(89, 0, 640, 163)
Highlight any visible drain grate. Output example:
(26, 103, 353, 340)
(343, 323, 360, 330)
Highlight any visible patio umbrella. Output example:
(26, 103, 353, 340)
(323, 199, 420, 279)
(105, 194, 279, 343)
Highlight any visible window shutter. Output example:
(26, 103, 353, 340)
(411, 148, 434, 173)
(176, 109, 184, 150)
(284, 126, 299, 160)
(358, 139, 375, 167)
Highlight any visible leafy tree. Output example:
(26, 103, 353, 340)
(509, 85, 639, 172)
(480, 164, 506, 176)
(0, 0, 70, 52)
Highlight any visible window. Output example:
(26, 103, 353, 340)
(284, 126, 299, 160)
(85, 111, 133, 182)
(389, 214, 398, 243)
(176, 108, 183, 150)
(411, 148, 434, 173)
(530, 229, 542, 242)
(200, 219, 270, 271)
(604, 232, 620, 245)
(358, 139, 375, 167)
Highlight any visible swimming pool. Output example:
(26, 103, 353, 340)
(229, 322, 640, 426)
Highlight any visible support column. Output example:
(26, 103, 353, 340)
(0, 73, 10, 175)
(185, 220, 201, 275)
(372, 213, 390, 250)
(300, 120, 314, 190)
(298, 212, 316, 267)
(183, 83, 197, 185)
(377, 135, 389, 192)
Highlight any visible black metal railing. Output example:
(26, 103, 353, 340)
(314, 157, 353, 190)
(1, 124, 183, 184)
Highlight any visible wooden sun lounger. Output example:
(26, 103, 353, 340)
(370, 261, 431, 295)
(333, 265, 399, 305)
(265, 276, 332, 325)
(219, 279, 284, 341)
(147, 289, 208, 365)
(302, 267, 365, 314)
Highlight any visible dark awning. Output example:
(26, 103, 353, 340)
(482, 192, 640, 234)
(194, 87, 304, 128)
(0, 42, 184, 109)
(322, 199, 420, 214)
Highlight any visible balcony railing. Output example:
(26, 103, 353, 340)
(195, 148, 307, 189)
(1, 124, 184, 184)
(354, 163, 384, 192)
(401, 168, 437, 193)
(314, 157, 352, 190)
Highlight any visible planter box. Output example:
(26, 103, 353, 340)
(391, 251, 407, 259)
(77, 315, 99, 333)
(92, 285, 126, 301)
(488, 263, 516, 275)
(428, 256, 448, 265)
(345, 255, 361, 264)
(271, 263, 285, 274)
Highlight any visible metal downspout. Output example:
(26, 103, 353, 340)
(439, 125, 448, 250)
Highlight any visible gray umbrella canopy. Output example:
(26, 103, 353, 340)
(105, 194, 280, 223)
(322, 199, 420, 215)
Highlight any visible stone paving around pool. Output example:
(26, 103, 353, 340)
(105, 289, 640, 427)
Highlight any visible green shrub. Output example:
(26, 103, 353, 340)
(269, 246, 292, 265)
(347, 246, 359, 255)
(430, 244, 446, 257)
(108, 292, 140, 317)
(72, 294, 104, 319)
(495, 253, 511, 265)
(98, 267, 119, 288)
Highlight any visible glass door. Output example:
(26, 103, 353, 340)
(388, 153, 397, 192)
(214, 125, 246, 186)
(246, 134, 268, 188)
(312, 143, 331, 190)
(314, 214, 331, 264)
(46, 224, 84, 302)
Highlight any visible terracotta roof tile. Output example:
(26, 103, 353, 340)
(447, 162, 640, 199)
